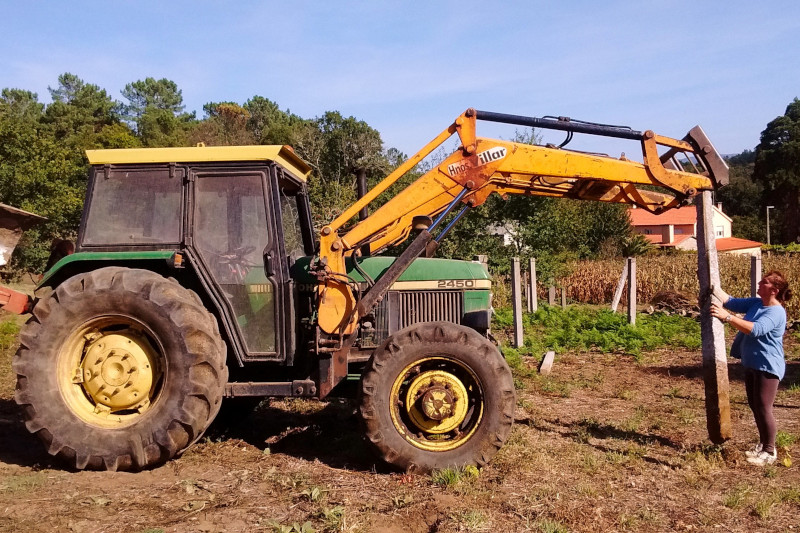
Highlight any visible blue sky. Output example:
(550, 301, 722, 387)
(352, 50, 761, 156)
(2, 1, 798, 159)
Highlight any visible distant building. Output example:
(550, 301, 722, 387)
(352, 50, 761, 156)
(629, 204, 762, 256)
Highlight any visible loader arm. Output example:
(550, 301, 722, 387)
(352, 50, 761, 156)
(314, 108, 728, 335)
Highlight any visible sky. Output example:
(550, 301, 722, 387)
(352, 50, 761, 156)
(2, 1, 799, 160)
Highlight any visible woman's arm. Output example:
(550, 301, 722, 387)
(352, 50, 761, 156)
(710, 303, 754, 334)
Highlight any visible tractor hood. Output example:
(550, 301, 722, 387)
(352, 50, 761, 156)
(291, 256, 490, 286)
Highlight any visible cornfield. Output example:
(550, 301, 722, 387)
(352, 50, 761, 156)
(493, 254, 800, 319)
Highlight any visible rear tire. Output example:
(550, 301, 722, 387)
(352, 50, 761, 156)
(359, 322, 515, 472)
(13, 267, 227, 471)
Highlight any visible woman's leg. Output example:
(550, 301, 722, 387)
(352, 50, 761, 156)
(744, 369, 765, 445)
(753, 371, 780, 454)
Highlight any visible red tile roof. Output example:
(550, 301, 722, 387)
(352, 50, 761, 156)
(716, 237, 763, 251)
(629, 206, 698, 226)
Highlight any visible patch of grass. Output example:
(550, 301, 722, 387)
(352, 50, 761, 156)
(0, 318, 20, 351)
(430, 465, 480, 488)
(0, 317, 21, 396)
(391, 493, 413, 509)
(683, 445, 725, 475)
(677, 408, 697, 425)
(722, 485, 752, 509)
(778, 487, 800, 504)
(535, 519, 568, 533)
(665, 386, 683, 399)
(682, 445, 724, 475)
(618, 406, 647, 432)
(776, 430, 797, 450)
(615, 387, 636, 401)
(618, 512, 639, 530)
(1, 472, 47, 493)
(539, 377, 571, 397)
(298, 486, 327, 503)
(318, 505, 344, 532)
(605, 450, 629, 465)
(570, 422, 591, 444)
(580, 451, 600, 473)
(752, 497, 775, 520)
(449, 509, 489, 531)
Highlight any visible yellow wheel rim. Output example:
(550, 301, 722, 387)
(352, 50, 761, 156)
(390, 356, 484, 452)
(57, 316, 163, 428)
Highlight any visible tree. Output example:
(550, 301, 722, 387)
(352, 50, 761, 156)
(189, 102, 256, 146)
(293, 111, 389, 228)
(753, 98, 800, 243)
(0, 88, 85, 272)
(42, 73, 138, 151)
(121, 77, 186, 120)
(243, 96, 303, 145)
(717, 149, 765, 242)
(120, 78, 195, 146)
(0, 75, 138, 273)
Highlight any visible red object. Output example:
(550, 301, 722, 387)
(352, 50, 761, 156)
(0, 286, 31, 314)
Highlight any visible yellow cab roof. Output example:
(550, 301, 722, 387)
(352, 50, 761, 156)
(85, 145, 312, 180)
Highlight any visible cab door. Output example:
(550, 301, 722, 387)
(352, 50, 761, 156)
(191, 167, 286, 361)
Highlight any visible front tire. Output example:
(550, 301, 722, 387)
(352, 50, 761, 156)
(359, 322, 515, 472)
(13, 267, 227, 471)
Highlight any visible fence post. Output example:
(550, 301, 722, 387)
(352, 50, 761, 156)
(626, 257, 636, 325)
(548, 285, 556, 306)
(611, 261, 628, 313)
(561, 287, 567, 308)
(750, 255, 762, 297)
(511, 257, 524, 348)
(525, 272, 531, 312)
(697, 190, 732, 444)
(528, 257, 538, 312)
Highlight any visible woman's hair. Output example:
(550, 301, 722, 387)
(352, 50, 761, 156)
(764, 270, 793, 303)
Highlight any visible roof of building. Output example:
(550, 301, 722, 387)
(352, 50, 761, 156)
(715, 237, 763, 251)
(629, 205, 731, 226)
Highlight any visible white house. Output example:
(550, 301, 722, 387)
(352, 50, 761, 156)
(629, 204, 762, 256)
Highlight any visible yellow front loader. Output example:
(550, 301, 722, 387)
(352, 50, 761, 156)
(314, 108, 727, 336)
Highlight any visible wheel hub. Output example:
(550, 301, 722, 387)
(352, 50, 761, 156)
(405, 370, 469, 434)
(80, 332, 155, 412)
(420, 387, 455, 420)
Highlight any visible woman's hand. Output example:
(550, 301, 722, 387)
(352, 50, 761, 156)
(710, 302, 729, 321)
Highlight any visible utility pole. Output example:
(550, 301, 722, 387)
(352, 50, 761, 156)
(766, 205, 774, 245)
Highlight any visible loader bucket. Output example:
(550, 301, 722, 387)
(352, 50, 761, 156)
(0, 203, 45, 267)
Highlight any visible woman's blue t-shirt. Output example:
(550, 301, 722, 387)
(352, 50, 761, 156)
(725, 297, 786, 380)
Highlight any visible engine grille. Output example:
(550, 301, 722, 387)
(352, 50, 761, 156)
(398, 290, 463, 330)
(360, 290, 465, 350)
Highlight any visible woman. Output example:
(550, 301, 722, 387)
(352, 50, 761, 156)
(710, 271, 792, 466)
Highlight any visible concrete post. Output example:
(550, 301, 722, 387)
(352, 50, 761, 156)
(611, 262, 628, 313)
(529, 257, 538, 312)
(697, 191, 732, 444)
(548, 285, 556, 306)
(751, 255, 762, 297)
(511, 257, 524, 348)
(626, 257, 636, 325)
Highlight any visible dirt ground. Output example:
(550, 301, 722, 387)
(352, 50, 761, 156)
(2, 327, 800, 532)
